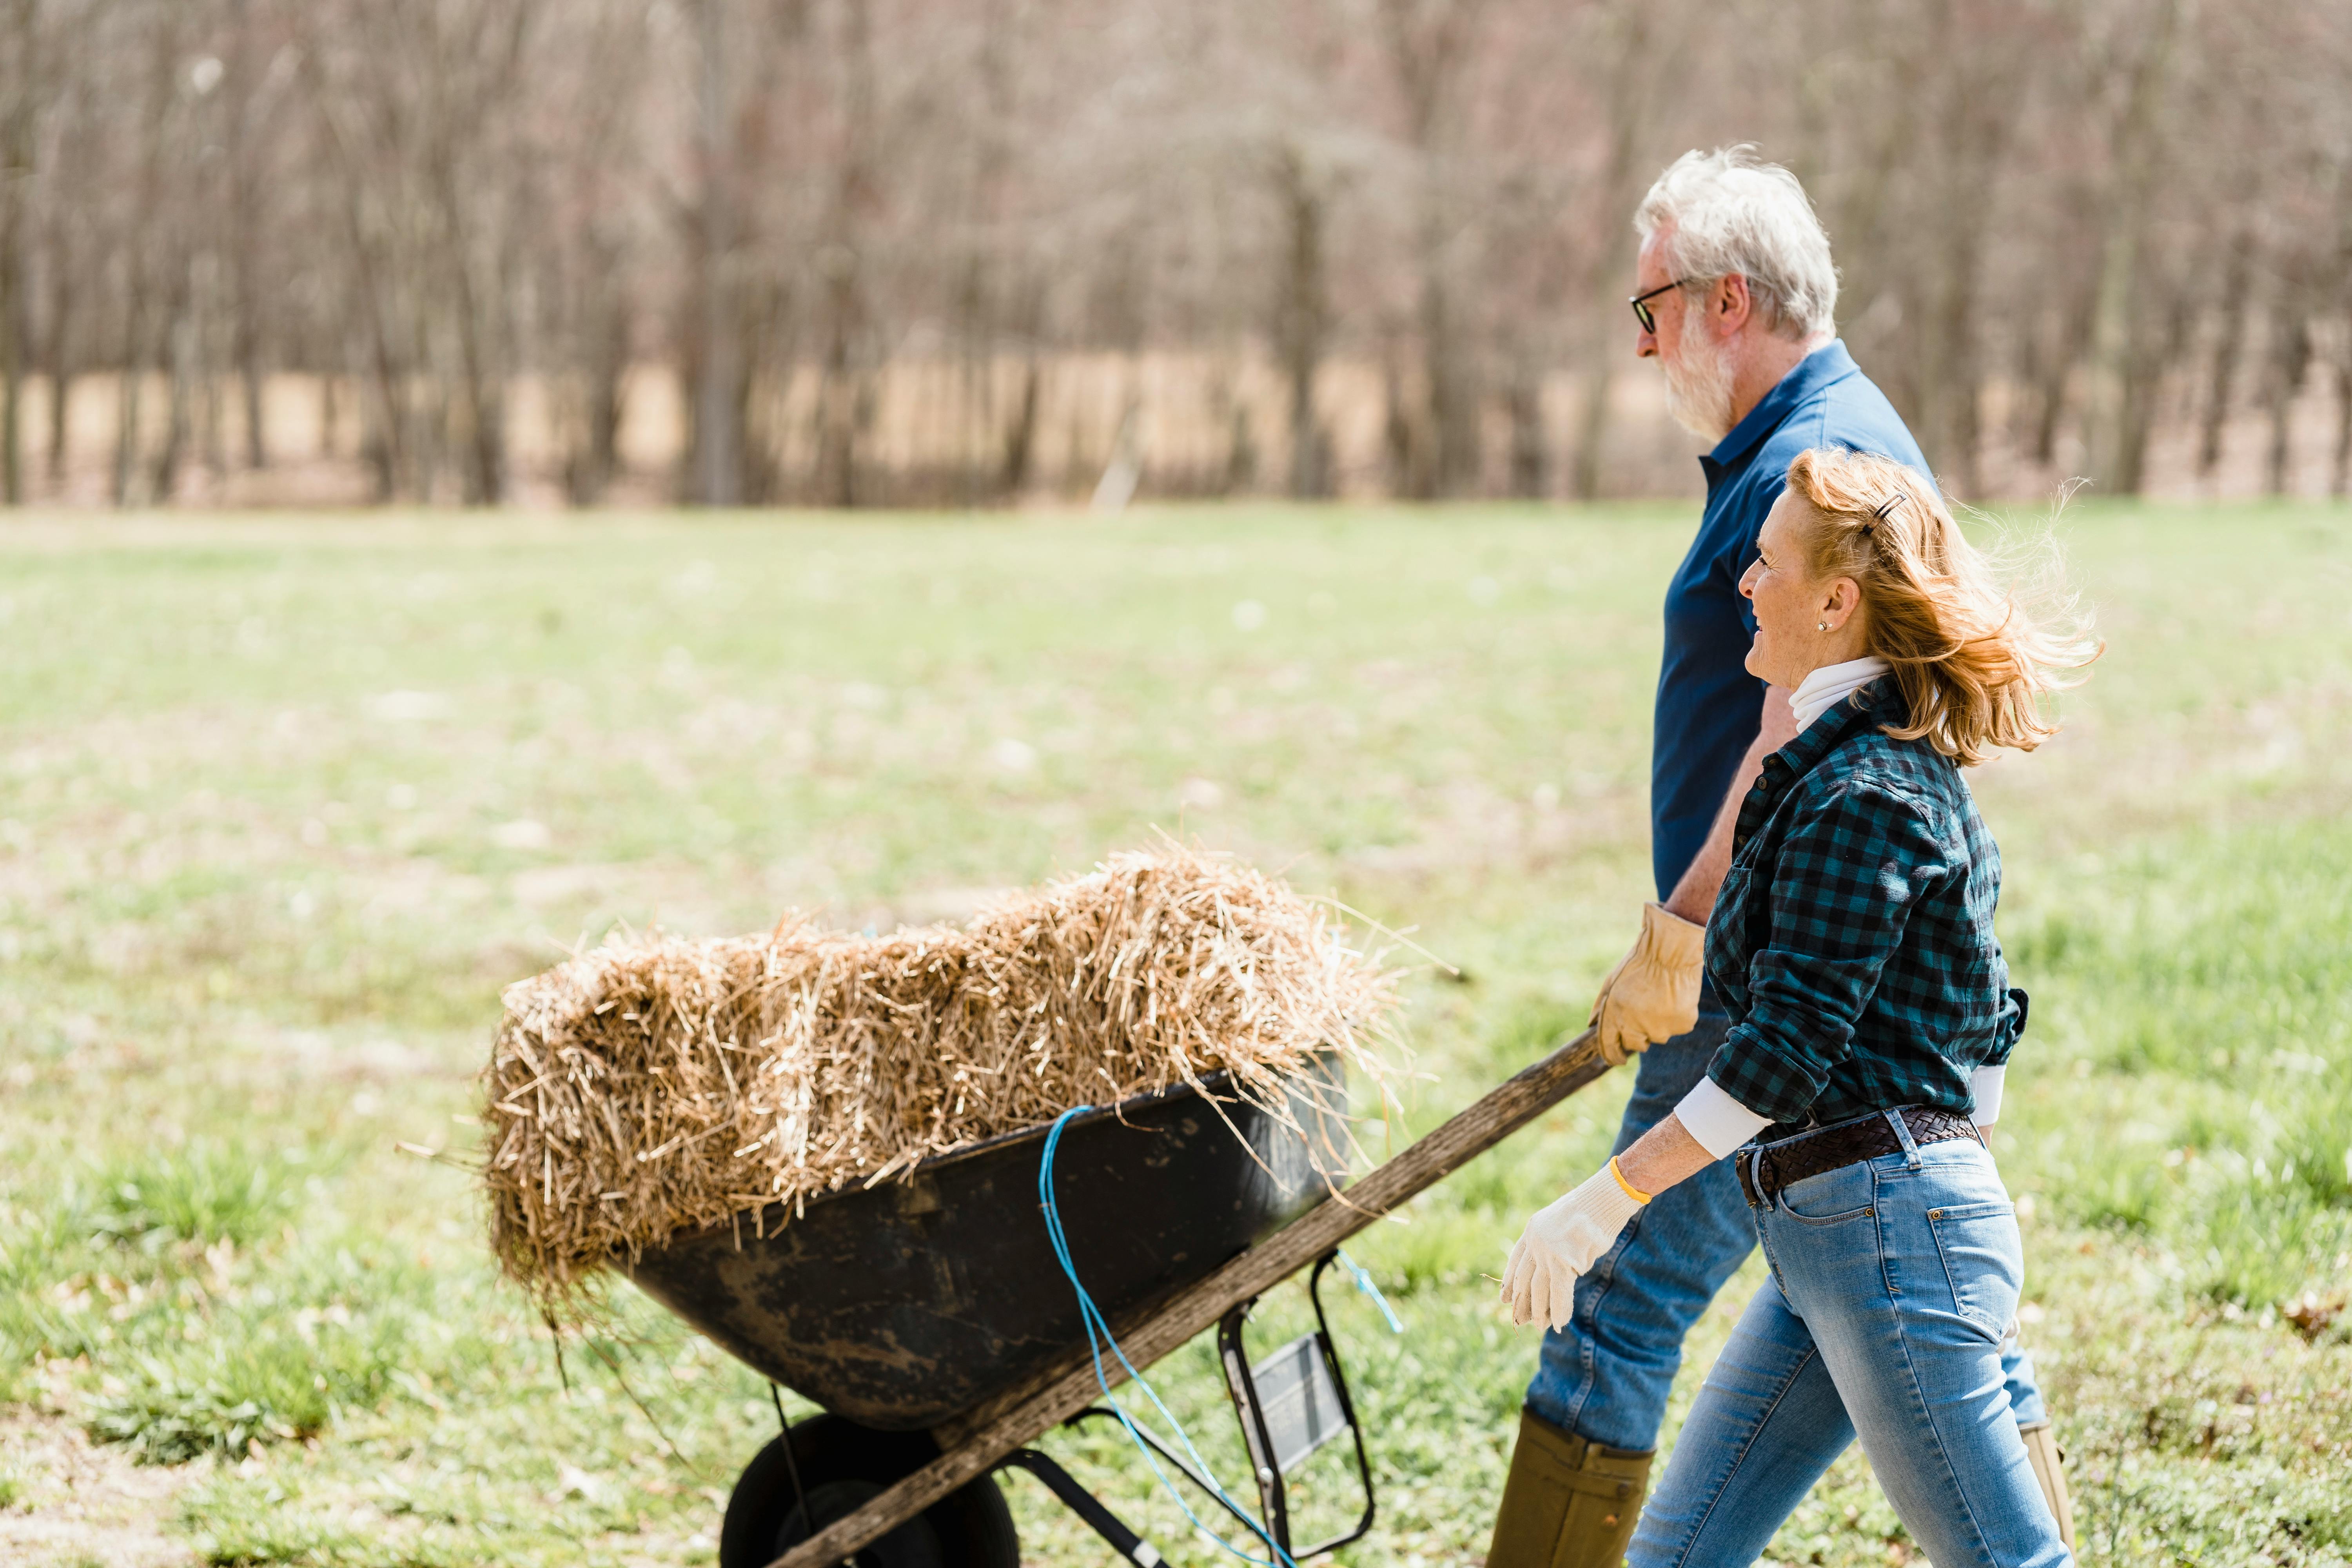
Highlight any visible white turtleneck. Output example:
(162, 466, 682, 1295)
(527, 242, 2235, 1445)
(1668, 649, 2005, 1158)
(1790, 655, 1891, 731)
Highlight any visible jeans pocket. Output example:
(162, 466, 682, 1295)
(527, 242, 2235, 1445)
(1775, 1161, 1875, 1225)
(1926, 1199, 2022, 1334)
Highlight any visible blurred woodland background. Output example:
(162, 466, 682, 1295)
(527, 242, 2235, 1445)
(0, 0, 2346, 510)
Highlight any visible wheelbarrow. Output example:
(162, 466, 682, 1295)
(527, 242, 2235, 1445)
(622, 1027, 1611, 1568)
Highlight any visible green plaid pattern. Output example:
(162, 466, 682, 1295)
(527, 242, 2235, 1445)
(1703, 682, 2028, 1133)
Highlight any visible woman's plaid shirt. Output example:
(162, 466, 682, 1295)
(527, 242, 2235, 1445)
(1703, 681, 2028, 1134)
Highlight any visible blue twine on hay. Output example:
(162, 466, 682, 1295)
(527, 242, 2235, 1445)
(1038, 1106, 1300, 1568)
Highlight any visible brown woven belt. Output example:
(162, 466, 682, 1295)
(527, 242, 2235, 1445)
(1737, 1106, 1983, 1208)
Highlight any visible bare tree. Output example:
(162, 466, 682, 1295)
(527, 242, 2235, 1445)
(7, 0, 2345, 509)
(0, 0, 36, 505)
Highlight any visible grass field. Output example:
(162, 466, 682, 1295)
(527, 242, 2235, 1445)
(0, 501, 2347, 1568)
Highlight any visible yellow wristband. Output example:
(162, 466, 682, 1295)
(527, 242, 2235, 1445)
(1609, 1156, 1652, 1206)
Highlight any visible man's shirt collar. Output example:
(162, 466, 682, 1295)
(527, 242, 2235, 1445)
(1701, 339, 1860, 481)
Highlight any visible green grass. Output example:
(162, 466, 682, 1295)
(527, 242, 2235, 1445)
(0, 501, 2347, 1566)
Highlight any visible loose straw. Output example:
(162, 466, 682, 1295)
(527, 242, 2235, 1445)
(481, 842, 1404, 1319)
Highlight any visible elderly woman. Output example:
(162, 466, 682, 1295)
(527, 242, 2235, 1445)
(1502, 446, 2096, 1568)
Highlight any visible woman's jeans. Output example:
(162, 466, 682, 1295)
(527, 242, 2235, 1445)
(1627, 1119, 2072, 1568)
(1526, 1017, 2048, 1450)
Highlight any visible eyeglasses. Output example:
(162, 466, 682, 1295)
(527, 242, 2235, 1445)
(1629, 278, 1694, 335)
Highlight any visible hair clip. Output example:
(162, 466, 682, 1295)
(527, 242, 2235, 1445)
(1871, 493, 1907, 521)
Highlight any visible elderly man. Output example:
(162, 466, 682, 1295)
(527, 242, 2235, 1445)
(1485, 147, 2074, 1568)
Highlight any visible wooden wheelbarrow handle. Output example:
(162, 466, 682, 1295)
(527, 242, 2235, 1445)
(762, 1025, 1612, 1568)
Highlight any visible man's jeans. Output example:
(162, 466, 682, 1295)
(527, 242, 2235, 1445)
(1524, 1010, 2049, 1451)
(1627, 1127, 2070, 1567)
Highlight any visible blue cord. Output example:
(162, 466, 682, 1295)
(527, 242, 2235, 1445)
(1334, 1249, 1403, 1336)
(1038, 1107, 1300, 1568)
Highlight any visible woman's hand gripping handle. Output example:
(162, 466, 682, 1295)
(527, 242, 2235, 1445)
(1500, 1160, 1650, 1331)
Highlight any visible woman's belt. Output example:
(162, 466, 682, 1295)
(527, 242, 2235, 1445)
(1737, 1106, 1983, 1208)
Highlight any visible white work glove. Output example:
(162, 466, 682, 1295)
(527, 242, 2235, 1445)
(1589, 902, 1705, 1066)
(1501, 1161, 1648, 1331)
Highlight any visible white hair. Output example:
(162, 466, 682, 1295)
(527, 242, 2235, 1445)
(1635, 146, 1838, 343)
(1662, 325, 1737, 442)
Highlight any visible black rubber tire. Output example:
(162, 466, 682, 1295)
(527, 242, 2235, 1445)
(718, 1414, 1021, 1568)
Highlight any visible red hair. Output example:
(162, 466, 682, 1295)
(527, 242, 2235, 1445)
(1784, 449, 2101, 765)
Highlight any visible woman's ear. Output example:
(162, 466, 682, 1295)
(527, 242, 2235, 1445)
(1823, 577, 1862, 628)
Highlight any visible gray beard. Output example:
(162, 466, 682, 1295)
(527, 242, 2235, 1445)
(1663, 334, 1737, 443)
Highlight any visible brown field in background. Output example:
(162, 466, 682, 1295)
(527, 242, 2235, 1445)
(9, 347, 2348, 513)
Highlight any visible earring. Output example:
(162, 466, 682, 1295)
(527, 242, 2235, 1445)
(1817, 620, 1830, 632)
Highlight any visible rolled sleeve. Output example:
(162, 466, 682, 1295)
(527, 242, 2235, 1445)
(1982, 984, 2029, 1068)
(1675, 1073, 1774, 1160)
(1707, 781, 1950, 1123)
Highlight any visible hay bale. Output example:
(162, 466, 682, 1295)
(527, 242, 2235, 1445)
(481, 844, 1402, 1313)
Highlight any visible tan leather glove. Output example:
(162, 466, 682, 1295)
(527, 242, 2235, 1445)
(1588, 902, 1705, 1067)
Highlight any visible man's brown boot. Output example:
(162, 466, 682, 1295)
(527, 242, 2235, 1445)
(2017, 1421, 2076, 1550)
(1486, 1408, 1654, 1568)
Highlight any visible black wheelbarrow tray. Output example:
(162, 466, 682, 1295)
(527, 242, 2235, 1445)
(622, 1027, 1612, 1568)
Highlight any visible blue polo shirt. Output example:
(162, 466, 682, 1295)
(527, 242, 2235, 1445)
(1650, 340, 1926, 899)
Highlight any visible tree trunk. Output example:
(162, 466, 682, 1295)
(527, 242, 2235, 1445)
(43, 270, 71, 481)
(566, 301, 628, 505)
(112, 357, 143, 506)
(149, 277, 196, 503)
(228, 0, 265, 470)
(1382, 335, 1425, 500)
(1420, 255, 1479, 497)
(0, 0, 33, 505)
(2196, 234, 2252, 478)
(1001, 356, 1039, 497)
(1916, 44, 2008, 495)
(1569, 0, 1675, 500)
(2083, 0, 2181, 495)
(813, 0, 876, 509)
(815, 260, 863, 508)
(1507, 353, 1545, 499)
(0, 214, 18, 506)
(1272, 145, 1329, 499)
(691, 0, 741, 506)
(2265, 313, 2310, 496)
(1569, 362, 1610, 500)
(450, 250, 506, 505)
(1221, 374, 1257, 497)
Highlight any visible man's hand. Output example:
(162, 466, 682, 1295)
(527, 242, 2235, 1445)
(1588, 902, 1705, 1065)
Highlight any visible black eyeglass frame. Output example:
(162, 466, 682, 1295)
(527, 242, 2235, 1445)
(1629, 277, 1697, 335)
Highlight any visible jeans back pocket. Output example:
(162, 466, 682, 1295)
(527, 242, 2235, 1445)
(1926, 1199, 2023, 1334)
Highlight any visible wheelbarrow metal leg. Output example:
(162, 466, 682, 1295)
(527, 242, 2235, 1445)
(1295, 1252, 1379, 1556)
(998, 1449, 1167, 1568)
(1063, 1407, 1267, 1537)
(1217, 1301, 1292, 1555)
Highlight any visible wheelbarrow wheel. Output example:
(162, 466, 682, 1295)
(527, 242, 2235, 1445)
(719, 1414, 1020, 1568)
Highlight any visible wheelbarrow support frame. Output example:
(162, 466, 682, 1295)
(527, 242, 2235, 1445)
(760, 1026, 1611, 1568)
(1015, 1247, 1377, 1568)
(1215, 1251, 1378, 1559)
